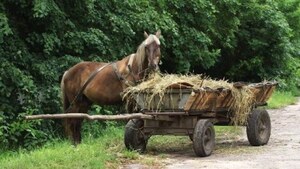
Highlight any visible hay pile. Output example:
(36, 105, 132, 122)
(122, 73, 255, 125)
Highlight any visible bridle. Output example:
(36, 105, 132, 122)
(112, 54, 156, 87)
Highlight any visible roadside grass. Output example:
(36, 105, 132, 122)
(0, 126, 246, 169)
(0, 127, 128, 169)
(0, 126, 163, 169)
(267, 90, 298, 109)
(147, 135, 191, 154)
(0, 90, 297, 168)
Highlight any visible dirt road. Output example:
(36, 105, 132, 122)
(164, 99, 300, 169)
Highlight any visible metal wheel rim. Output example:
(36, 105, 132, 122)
(135, 127, 145, 151)
(258, 115, 268, 138)
(203, 126, 214, 152)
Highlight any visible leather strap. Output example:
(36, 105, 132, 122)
(65, 63, 112, 113)
(112, 63, 124, 81)
(113, 62, 136, 87)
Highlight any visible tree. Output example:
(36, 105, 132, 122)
(0, 0, 299, 149)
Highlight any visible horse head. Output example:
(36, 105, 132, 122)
(143, 30, 161, 71)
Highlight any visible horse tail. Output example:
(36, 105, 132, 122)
(61, 71, 70, 113)
(61, 70, 73, 142)
(61, 70, 85, 144)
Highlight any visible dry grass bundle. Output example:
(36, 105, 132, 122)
(229, 86, 254, 125)
(122, 73, 255, 125)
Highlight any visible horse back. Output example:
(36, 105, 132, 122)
(63, 61, 124, 105)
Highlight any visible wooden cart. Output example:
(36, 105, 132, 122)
(124, 82, 277, 157)
(25, 81, 277, 157)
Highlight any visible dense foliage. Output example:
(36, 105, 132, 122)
(0, 0, 299, 149)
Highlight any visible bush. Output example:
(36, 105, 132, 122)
(0, 0, 299, 149)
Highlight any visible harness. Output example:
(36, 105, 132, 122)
(65, 63, 112, 113)
(65, 55, 139, 113)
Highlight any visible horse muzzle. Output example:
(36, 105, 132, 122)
(149, 63, 159, 71)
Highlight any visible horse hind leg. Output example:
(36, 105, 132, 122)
(69, 117, 83, 145)
(63, 107, 82, 145)
(63, 99, 91, 145)
(61, 71, 93, 145)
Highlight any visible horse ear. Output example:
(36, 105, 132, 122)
(155, 30, 161, 38)
(144, 31, 149, 38)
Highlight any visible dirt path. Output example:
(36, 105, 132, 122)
(163, 99, 300, 169)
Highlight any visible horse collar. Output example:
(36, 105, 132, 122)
(112, 62, 137, 87)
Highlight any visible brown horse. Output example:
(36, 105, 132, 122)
(61, 31, 161, 144)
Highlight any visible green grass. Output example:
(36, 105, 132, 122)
(2, 142, 110, 169)
(267, 91, 298, 109)
(0, 127, 131, 169)
(0, 126, 244, 169)
(147, 135, 191, 154)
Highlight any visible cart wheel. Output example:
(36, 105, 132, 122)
(247, 109, 271, 146)
(124, 119, 147, 153)
(193, 119, 215, 157)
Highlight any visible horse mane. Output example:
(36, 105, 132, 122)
(135, 34, 160, 72)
